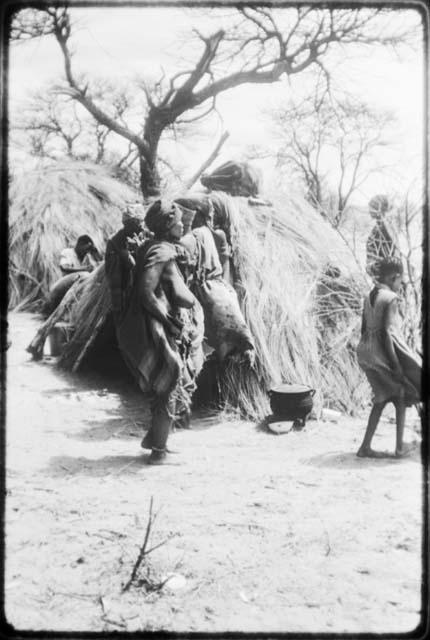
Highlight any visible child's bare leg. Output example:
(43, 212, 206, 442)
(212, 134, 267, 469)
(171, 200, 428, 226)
(357, 402, 389, 458)
(394, 399, 406, 455)
(394, 400, 415, 457)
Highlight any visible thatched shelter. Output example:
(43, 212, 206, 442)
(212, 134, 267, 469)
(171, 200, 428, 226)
(9, 160, 137, 310)
(46, 183, 368, 418)
(201, 188, 368, 418)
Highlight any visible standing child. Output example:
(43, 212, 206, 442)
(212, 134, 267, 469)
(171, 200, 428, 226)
(356, 257, 421, 458)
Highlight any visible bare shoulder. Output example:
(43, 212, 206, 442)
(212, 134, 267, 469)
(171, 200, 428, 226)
(377, 288, 397, 305)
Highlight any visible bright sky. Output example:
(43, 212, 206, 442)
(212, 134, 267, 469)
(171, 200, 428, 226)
(8, 6, 424, 205)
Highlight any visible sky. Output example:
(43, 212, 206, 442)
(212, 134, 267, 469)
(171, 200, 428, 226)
(8, 5, 425, 206)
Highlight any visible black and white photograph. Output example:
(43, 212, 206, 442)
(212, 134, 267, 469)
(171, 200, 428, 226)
(2, 0, 427, 634)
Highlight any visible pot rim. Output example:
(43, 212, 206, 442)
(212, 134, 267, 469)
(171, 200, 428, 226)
(270, 383, 314, 395)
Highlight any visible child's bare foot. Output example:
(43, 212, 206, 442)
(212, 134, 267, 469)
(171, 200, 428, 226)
(356, 447, 391, 458)
(395, 442, 418, 458)
(26, 343, 43, 360)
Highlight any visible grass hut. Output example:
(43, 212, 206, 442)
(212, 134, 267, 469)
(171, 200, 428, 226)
(202, 187, 369, 418)
(52, 182, 368, 418)
(9, 159, 137, 310)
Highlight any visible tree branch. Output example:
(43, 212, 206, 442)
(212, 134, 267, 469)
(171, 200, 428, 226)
(50, 9, 147, 153)
(185, 130, 230, 190)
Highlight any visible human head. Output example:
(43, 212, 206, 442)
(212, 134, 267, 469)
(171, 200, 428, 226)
(145, 200, 183, 240)
(122, 203, 145, 236)
(369, 194, 389, 221)
(174, 200, 196, 235)
(75, 234, 95, 259)
(377, 257, 403, 292)
(176, 196, 214, 229)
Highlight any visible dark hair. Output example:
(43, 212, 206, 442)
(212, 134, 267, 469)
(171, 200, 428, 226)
(145, 200, 181, 237)
(76, 234, 94, 248)
(370, 257, 403, 307)
(368, 194, 389, 215)
(377, 256, 403, 280)
(76, 234, 94, 244)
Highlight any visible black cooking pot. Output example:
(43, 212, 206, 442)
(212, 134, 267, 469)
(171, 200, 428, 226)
(269, 384, 315, 420)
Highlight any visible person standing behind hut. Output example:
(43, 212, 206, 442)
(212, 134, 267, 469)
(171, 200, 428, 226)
(105, 204, 145, 324)
(175, 196, 231, 281)
(116, 200, 204, 464)
(366, 194, 400, 277)
(176, 195, 255, 365)
(356, 257, 421, 459)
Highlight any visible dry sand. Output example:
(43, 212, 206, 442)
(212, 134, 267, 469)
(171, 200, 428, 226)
(4, 312, 424, 634)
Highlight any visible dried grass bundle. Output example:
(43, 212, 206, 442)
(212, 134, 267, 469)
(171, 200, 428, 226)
(59, 264, 111, 371)
(209, 190, 368, 419)
(9, 159, 137, 309)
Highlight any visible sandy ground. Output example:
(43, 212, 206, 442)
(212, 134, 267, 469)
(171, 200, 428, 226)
(4, 312, 425, 634)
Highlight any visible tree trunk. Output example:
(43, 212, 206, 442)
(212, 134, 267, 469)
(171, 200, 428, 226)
(139, 154, 161, 199)
(139, 109, 167, 199)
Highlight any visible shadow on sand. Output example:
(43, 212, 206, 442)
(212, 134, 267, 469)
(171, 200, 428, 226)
(46, 452, 183, 477)
(73, 417, 147, 442)
(304, 449, 421, 469)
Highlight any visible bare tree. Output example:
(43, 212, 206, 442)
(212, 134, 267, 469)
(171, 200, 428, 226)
(11, 5, 415, 198)
(15, 89, 84, 159)
(10, 7, 53, 42)
(390, 187, 423, 350)
(273, 88, 395, 227)
(14, 81, 137, 167)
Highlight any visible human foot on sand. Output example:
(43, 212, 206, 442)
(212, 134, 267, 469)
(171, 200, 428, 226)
(141, 437, 179, 454)
(395, 442, 418, 458)
(147, 448, 168, 465)
(356, 447, 391, 458)
(26, 344, 43, 360)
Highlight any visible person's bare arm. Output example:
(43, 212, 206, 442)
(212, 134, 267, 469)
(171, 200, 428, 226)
(140, 263, 182, 336)
(162, 260, 195, 309)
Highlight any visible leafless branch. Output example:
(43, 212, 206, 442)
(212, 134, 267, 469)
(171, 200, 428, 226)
(123, 497, 155, 592)
(185, 130, 230, 190)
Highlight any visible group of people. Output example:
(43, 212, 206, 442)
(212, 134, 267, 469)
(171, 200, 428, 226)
(39, 189, 422, 463)
(104, 196, 243, 464)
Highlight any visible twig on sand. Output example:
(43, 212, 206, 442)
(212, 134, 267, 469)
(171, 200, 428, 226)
(320, 520, 331, 556)
(98, 595, 107, 614)
(106, 459, 139, 477)
(52, 590, 99, 601)
(98, 595, 127, 628)
(122, 497, 171, 592)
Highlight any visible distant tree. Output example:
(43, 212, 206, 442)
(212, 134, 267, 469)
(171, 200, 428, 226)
(10, 7, 53, 42)
(10, 5, 415, 198)
(391, 186, 423, 350)
(273, 87, 395, 227)
(14, 81, 136, 165)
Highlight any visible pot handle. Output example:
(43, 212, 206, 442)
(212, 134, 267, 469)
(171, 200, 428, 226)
(310, 389, 316, 397)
